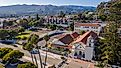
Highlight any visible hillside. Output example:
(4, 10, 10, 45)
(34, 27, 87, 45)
(0, 4, 96, 15)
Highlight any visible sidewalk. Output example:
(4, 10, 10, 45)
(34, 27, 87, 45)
(22, 56, 51, 68)
(40, 50, 61, 59)
(72, 58, 95, 68)
(40, 50, 95, 68)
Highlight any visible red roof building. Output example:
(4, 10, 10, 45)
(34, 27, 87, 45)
(74, 22, 102, 35)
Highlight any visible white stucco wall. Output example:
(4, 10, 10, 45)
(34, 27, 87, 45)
(85, 47, 94, 60)
(53, 40, 65, 46)
(0, 22, 3, 27)
(74, 26, 102, 35)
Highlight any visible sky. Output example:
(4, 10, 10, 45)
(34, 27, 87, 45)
(0, 0, 109, 7)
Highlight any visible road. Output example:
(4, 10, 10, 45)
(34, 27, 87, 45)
(0, 43, 94, 68)
(0, 43, 61, 68)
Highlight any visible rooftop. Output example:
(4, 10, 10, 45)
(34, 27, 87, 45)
(75, 23, 101, 27)
(72, 31, 97, 45)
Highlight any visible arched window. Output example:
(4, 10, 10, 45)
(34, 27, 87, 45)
(79, 51, 82, 55)
(74, 52, 77, 56)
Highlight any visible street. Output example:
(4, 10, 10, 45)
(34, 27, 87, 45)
(0, 43, 94, 68)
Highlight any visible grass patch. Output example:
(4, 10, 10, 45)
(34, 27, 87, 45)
(18, 31, 32, 34)
(16, 31, 32, 39)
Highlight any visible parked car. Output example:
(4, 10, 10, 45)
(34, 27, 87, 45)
(30, 49, 39, 54)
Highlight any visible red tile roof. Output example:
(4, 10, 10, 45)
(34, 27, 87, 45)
(71, 32, 79, 38)
(59, 34, 74, 45)
(58, 32, 79, 45)
(50, 31, 97, 49)
(73, 31, 97, 45)
(75, 23, 101, 27)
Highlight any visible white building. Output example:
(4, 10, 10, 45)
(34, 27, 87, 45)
(49, 31, 98, 61)
(0, 19, 4, 28)
(71, 31, 98, 61)
(74, 21, 106, 35)
(44, 16, 73, 27)
(0, 22, 3, 28)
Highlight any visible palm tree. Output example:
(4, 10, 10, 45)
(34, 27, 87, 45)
(23, 42, 35, 65)
(32, 34, 43, 68)
(23, 34, 43, 67)
(33, 54, 38, 67)
(43, 35, 50, 68)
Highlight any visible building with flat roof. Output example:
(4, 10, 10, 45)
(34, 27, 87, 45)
(74, 22, 102, 35)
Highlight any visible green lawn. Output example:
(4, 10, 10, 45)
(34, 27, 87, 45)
(18, 31, 32, 34)
(16, 31, 32, 39)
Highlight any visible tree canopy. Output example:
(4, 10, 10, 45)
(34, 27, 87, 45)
(17, 62, 37, 68)
(0, 48, 13, 58)
(2, 50, 24, 62)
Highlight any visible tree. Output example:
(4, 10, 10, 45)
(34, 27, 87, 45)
(36, 14, 40, 20)
(17, 62, 37, 68)
(50, 24, 57, 30)
(108, 0, 121, 23)
(69, 22, 74, 31)
(46, 24, 51, 29)
(98, 22, 121, 66)
(8, 30, 18, 39)
(96, 0, 121, 67)
(24, 34, 43, 68)
(43, 35, 50, 68)
(0, 48, 13, 58)
(18, 27, 25, 33)
(99, 15, 107, 21)
(2, 20, 14, 28)
(58, 11, 65, 17)
(23, 38, 38, 67)
(80, 30, 86, 35)
(0, 30, 9, 40)
(28, 21, 37, 27)
(97, 2, 108, 20)
(0, 29, 18, 40)
(31, 34, 43, 68)
(38, 18, 45, 27)
(18, 19, 29, 28)
(2, 50, 24, 63)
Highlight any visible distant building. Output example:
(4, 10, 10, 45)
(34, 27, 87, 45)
(74, 20, 107, 35)
(74, 23, 101, 35)
(0, 21, 3, 28)
(0, 19, 4, 28)
(44, 16, 73, 27)
(65, 14, 78, 19)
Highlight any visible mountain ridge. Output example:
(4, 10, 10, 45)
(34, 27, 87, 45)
(0, 4, 96, 15)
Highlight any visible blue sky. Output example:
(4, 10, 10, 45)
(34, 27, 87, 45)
(0, 0, 109, 7)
